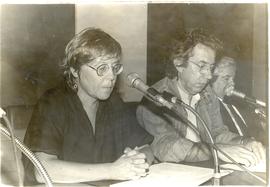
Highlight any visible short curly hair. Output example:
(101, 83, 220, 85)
(165, 28, 223, 79)
(60, 27, 122, 91)
(214, 56, 236, 76)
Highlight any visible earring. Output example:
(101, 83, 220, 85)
(73, 83, 78, 90)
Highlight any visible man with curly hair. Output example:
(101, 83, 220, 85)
(137, 28, 265, 166)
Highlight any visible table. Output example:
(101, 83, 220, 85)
(183, 160, 267, 186)
(31, 161, 268, 186)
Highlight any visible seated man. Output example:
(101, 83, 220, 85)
(211, 56, 267, 145)
(22, 27, 154, 185)
(136, 28, 265, 166)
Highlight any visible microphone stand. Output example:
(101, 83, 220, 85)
(161, 93, 221, 185)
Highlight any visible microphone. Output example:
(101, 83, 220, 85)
(231, 90, 266, 107)
(127, 73, 174, 109)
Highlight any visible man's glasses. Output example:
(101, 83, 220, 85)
(86, 63, 123, 77)
(188, 60, 215, 74)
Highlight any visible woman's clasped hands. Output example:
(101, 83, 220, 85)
(110, 147, 150, 181)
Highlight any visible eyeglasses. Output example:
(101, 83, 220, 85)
(188, 60, 215, 74)
(86, 63, 123, 76)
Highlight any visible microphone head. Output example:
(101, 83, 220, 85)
(126, 72, 140, 87)
(231, 90, 246, 98)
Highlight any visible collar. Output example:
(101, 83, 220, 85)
(217, 96, 225, 105)
(176, 79, 201, 107)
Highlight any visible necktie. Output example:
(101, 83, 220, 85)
(219, 100, 247, 136)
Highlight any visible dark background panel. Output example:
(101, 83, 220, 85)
(147, 4, 184, 85)
(1, 4, 75, 107)
(147, 4, 254, 96)
(147, 3, 267, 146)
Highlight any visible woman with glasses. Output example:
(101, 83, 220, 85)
(22, 27, 153, 185)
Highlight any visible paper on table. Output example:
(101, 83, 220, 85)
(110, 162, 233, 187)
(221, 160, 266, 173)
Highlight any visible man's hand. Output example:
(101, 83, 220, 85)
(110, 147, 149, 180)
(244, 140, 266, 162)
(217, 144, 258, 167)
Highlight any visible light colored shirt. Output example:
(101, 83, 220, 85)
(177, 83, 201, 142)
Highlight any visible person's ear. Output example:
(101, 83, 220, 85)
(70, 67, 79, 78)
(173, 59, 184, 73)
